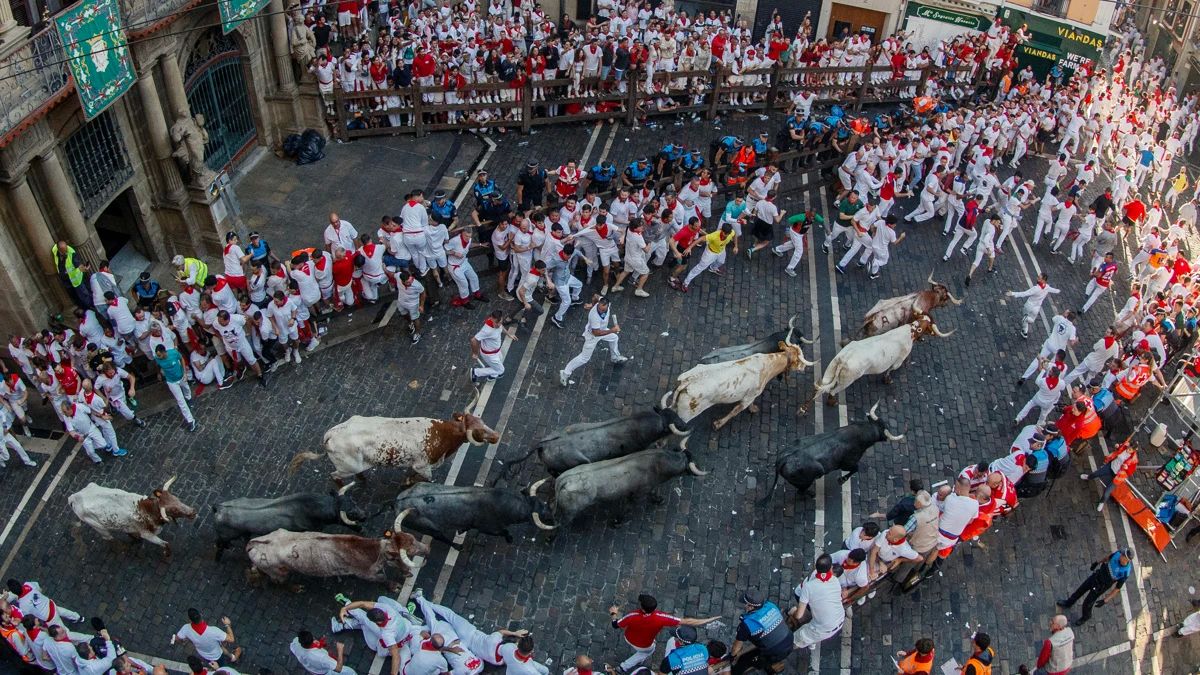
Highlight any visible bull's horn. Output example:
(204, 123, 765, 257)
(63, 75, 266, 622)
(340, 510, 358, 527)
(159, 507, 169, 522)
(931, 323, 955, 338)
(926, 271, 936, 287)
(162, 476, 177, 492)
(528, 478, 549, 497)
(798, 352, 816, 368)
(678, 435, 690, 452)
(784, 321, 796, 346)
(532, 512, 556, 530)
(868, 401, 880, 420)
(688, 461, 709, 476)
(797, 333, 816, 345)
(660, 391, 674, 409)
(668, 423, 689, 436)
(946, 290, 964, 305)
(466, 428, 482, 445)
(398, 547, 425, 569)
(884, 429, 906, 442)
(393, 507, 413, 533)
(337, 482, 356, 496)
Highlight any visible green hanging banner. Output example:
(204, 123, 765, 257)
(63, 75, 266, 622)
(54, 0, 136, 121)
(218, 0, 269, 34)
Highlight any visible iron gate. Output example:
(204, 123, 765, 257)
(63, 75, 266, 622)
(185, 41, 256, 172)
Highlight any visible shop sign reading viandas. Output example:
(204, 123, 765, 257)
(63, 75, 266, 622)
(55, 0, 136, 120)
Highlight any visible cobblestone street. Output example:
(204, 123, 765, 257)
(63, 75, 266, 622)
(2, 118, 1198, 675)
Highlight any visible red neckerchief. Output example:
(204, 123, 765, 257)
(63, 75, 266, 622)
(515, 650, 533, 662)
(407, 199, 419, 207)
(1104, 335, 1116, 349)
(1045, 375, 1060, 389)
(530, 267, 542, 277)
(223, 243, 234, 255)
(109, 298, 119, 307)
(815, 571, 833, 582)
(421, 640, 439, 652)
(913, 652, 934, 664)
(1037, 281, 1046, 289)
(558, 251, 568, 261)
(67, 403, 77, 417)
(191, 621, 208, 634)
(363, 242, 376, 257)
(17, 584, 31, 598)
(484, 318, 498, 328)
(311, 637, 328, 649)
(596, 223, 608, 238)
(460, 233, 470, 247)
(27, 625, 41, 641)
(315, 256, 328, 271)
(372, 611, 390, 627)
(842, 559, 861, 570)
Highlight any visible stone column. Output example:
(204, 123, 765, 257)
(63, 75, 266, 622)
(269, 0, 297, 93)
(8, 172, 57, 276)
(160, 53, 191, 120)
(0, 2, 21, 48)
(35, 150, 96, 261)
(137, 66, 187, 199)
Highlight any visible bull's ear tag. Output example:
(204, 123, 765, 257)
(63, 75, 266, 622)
(384, 530, 394, 537)
(153, 490, 162, 497)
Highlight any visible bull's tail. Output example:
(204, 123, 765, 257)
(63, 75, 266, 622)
(757, 469, 783, 507)
(287, 451, 325, 476)
(490, 445, 540, 486)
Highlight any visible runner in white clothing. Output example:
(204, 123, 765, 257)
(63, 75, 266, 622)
(560, 297, 630, 385)
(290, 631, 356, 675)
(1007, 274, 1061, 338)
(1018, 310, 1077, 382)
(408, 591, 527, 667)
(471, 310, 516, 383)
(789, 556, 845, 649)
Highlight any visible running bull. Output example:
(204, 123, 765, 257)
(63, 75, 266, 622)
(663, 323, 815, 430)
(288, 389, 500, 485)
(860, 273, 963, 337)
(393, 483, 554, 544)
(498, 406, 690, 479)
(761, 403, 905, 500)
(68, 477, 197, 555)
(245, 509, 428, 588)
(211, 483, 367, 559)
(805, 315, 954, 409)
(698, 316, 813, 364)
(529, 440, 707, 529)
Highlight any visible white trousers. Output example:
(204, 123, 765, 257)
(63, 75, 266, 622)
(683, 249, 724, 287)
(451, 263, 480, 299)
(473, 351, 505, 380)
(945, 227, 977, 258)
(1082, 279, 1108, 312)
(564, 333, 621, 376)
(1069, 233, 1091, 263)
(166, 380, 195, 425)
(0, 433, 33, 465)
(194, 358, 226, 385)
(774, 229, 806, 271)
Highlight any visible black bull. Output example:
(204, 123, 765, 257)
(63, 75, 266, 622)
(760, 417, 903, 502)
(495, 407, 690, 481)
(393, 483, 552, 545)
(212, 488, 367, 558)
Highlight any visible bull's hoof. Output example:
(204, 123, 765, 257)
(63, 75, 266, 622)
(748, 404, 759, 414)
(883, 374, 893, 385)
(711, 420, 724, 431)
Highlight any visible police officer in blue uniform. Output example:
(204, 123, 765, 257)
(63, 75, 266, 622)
(471, 169, 497, 203)
(588, 160, 618, 195)
(729, 590, 792, 674)
(659, 626, 710, 675)
(429, 189, 456, 226)
(679, 150, 705, 183)
(623, 157, 654, 187)
(656, 143, 685, 182)
(711, 135, 743, 167)
(1057, 549, 1132, 626)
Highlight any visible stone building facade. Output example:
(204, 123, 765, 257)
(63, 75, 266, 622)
(0, 0, 323, 335)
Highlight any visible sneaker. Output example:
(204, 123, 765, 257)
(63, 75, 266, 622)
(334, 593, 352, 606)
(785, 268, 797, 277)
(856, 597, 867, 606)
(331, 617, 345, 633)
(134, 418, 147, 429)
(1079, 473, 1090, 480)
(820, 243, 830, 253)
(1016, 378, 1025, 387)
(497, 291, 514, 301)
(411, 588, 424, 599)
(294, 350, 303, 365)
(559, 370, 569, 386)
(987, 267, 998, 274)
(612, 355, 630, 363)
(411, 333, 421, 344)
(964, 275, 972, 287)
(111, 447, 128, 457)
(678, 284, 689, 293)
(835, 264, 846, 275)
(1096, 502, 1105, 512)
(634, 289, 650, 298)
(601, 285, 609, 294)
(22, 459, 36, 467)
(187, 420, 198, 433)
(709, 266, 725, 276)
(772, 248, 784, 258)
(611, 285, 625, 292)
(219, 376, 234, 390)
(1056, 598, 1071, 608)
(1020, 329, 1029, 339)
(746, 248, 753, 260)
(667, 277, 680, 289)
(856, 260, 866, 268)
(306, 338, 320, 352)
(550, 317, 564, 329)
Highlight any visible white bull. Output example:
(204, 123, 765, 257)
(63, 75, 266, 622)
(288, 391, 500, 485)
(662, 322, 814, 430)
(68, 477, 197, 555)
(807, 315, 954, 408)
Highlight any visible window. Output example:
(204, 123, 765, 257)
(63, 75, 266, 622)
(1033, 0, 1067, 18)
(63, 110, 133, 220)
(1172, 0, 1194, 40)
(9, 0, 78, 27)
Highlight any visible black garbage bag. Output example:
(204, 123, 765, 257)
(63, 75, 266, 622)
(296, 129, 326, 166)
(282, 133, 303, 157)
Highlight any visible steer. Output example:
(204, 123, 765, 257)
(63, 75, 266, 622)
(761, 403, 905, 500)
(288, 390, 500, 485)
(393, 483, 553, 544)
(805, 315, 954, 409)
(68, 477, 197, 556)
(498, 406, 690, 480)
(245, 509, 428, 591)
(860, 273, 963, 337)
(530, 439, 707, 529)
(212, 483, 368, 559)
(698, 316, 813, 365)
(662, 322, 814, 430)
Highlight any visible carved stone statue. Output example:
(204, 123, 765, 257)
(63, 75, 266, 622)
(290, 8, 317, 70)
(170, 113, 215, 186)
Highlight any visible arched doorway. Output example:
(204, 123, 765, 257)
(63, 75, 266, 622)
(184, 28, 258, 172)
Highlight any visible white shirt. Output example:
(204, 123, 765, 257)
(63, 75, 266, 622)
(93, 369, 130, 403)
(474, 321, 503, 355)
(753, 199, 779, 223)
(290, 638, 340, 674)
(223, 244, 245, 277)
(1045, 315, 1077, 351)
(176, 623, 228, 661)
(107, 298, 135, 334)
(215, 314, 251, 349)
(843, 526, 878, 552)
(583, 305, 612, 338)
(498, 643, 549, 675)
(404, 641, 451, 675)
(936, 492, 979, 537)
(793, 571, 844, 631)
(324, 221, 359, 252)
(400, 202, 430, 234)
(874, 537, 919, 563)
(830, 550, 871, 589)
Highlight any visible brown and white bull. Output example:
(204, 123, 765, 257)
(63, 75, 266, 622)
(859, 273, 963, 337)
(67, 477, 197, 556)
(662, 323, 815, 430)
(288, 390, 500, 485)
(806, 316, 954, 409)
(245, 509, 429, 590)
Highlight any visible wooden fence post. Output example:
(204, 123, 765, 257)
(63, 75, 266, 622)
(521, 79, 533, 134)
(334, 90, 348, 141)
(413, 86, 425, 137)
(854, 62, 873, 112)
(625, 74, 638, 127)
(707, 67, 724, 120)
(765, 62, 781, 113)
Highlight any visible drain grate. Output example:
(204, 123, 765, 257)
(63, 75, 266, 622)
(1050, 525, 1068, 540)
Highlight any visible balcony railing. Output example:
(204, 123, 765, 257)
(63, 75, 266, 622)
(121, 0, 201, 36)
(0, 24, 70, 141)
